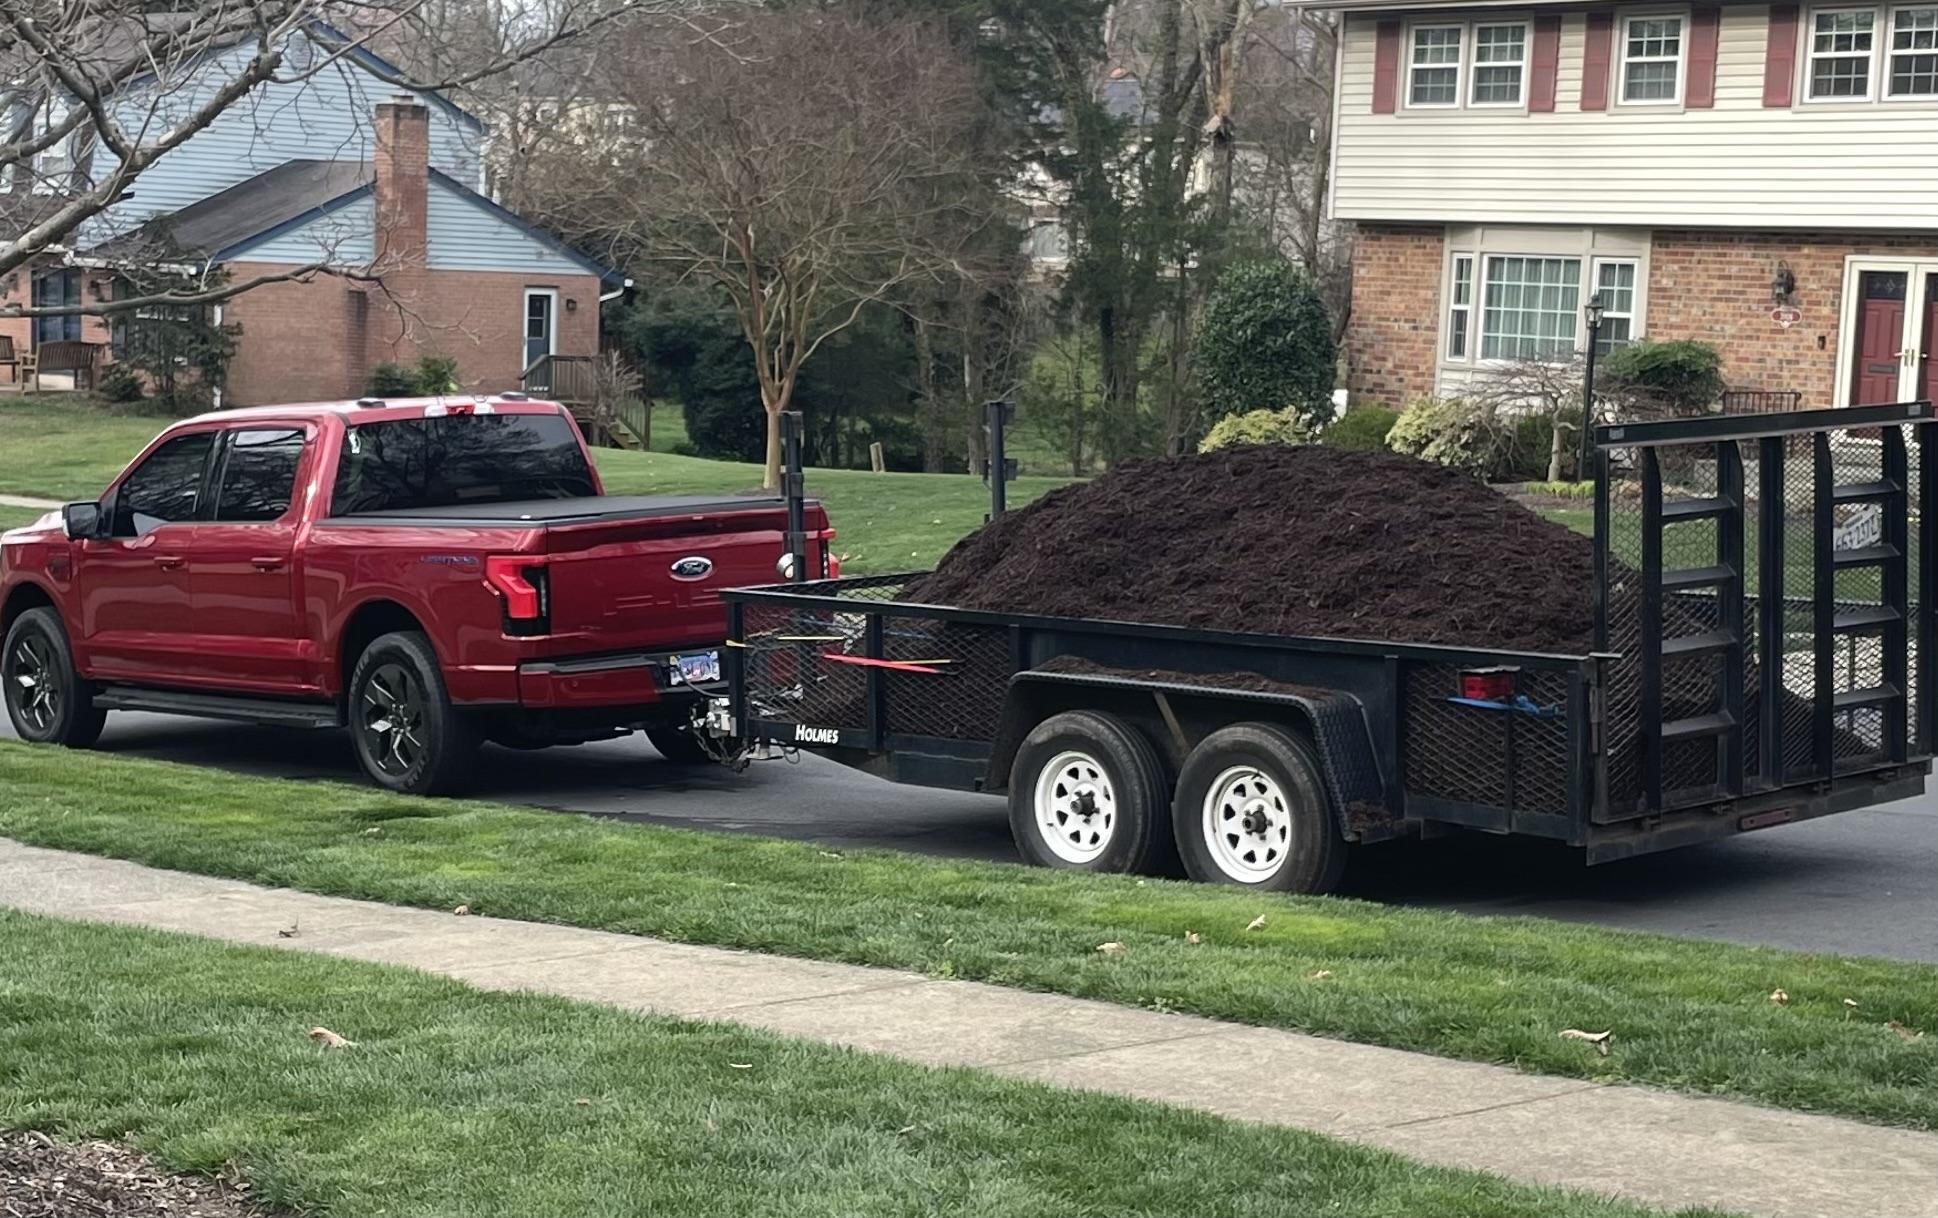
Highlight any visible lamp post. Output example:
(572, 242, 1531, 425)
(1578, 292, 1605, 482)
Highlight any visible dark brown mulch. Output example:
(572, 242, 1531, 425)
(0, 1132, 272, 1218)
(905, 446, 1599, 654)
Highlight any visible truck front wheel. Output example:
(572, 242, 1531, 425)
(1008, 710, 1172, 874)
(2, 607, 105, 749)
(1173, 722, 1346, 895)
(348, 631, 478, 797)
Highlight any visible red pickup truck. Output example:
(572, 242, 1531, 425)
(0, 396, 831, 795)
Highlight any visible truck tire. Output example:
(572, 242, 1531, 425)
(1172, 721, 1346, 895)
(348, 631, 479, 797)
(1008, 710, 1172, 874)
(646, 725, 713, 765)
(2, 607, 105, 749)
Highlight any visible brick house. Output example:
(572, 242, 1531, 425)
(5, 24, 615, 405)
(1320, 0, 1938, 411)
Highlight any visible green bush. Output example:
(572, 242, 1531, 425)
(1322, 406, 1398, 451)
(1196, 258, 1337, 430)
(415, 354, 460, 395)
(367, 362, 416, 397)
(1600, 339, 1724, 417)
(96, 363, 144, 403)
(1198, 408, 1316, 453)
(1388, 398, 1563, 481)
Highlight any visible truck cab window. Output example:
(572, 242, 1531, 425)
(111, 432, 215, 536)
(330, 413, 597, 515)
(214, 428, 307, 522)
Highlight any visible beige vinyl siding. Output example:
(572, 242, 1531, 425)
(1333, 5, 1938, 227)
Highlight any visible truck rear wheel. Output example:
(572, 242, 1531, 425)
(1008, 710, 1171, 874)
(1173, 722, 1346, 895)
(2, 607, 105, 749)
(348, 631, 478, 797)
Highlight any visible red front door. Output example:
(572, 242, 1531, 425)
(1850, 270, 1908, 406)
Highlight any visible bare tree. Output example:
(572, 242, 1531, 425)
(0, 0, 694, 319)
(530, 6, 991, 487)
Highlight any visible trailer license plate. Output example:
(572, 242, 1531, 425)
(671, 651, 721, 686)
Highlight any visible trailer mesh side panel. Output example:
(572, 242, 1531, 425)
(1403, 664, 1572, 817)
(880, 616, 1011, 740)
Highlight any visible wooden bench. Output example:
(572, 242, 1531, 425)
(34, 340, 103, 391)
(0, 336, 28, 386)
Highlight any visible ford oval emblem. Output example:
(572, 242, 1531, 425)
(670, 556, 714, 582)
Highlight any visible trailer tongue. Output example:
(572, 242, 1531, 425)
(717, 403, 1935, 893)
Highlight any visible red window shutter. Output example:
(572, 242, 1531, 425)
(1687, 7, 1722, 107)
(1764, 4, 1800, 107)
(1530, 15, 1563, 112)
(1582, 12, 1614, 111)
(1373, 19, 1402, 114)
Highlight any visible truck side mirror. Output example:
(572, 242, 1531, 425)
(62, 501, 103, 540)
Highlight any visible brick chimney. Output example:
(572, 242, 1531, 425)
(373, 94, 429, 265)
(370, 94, 430, 368)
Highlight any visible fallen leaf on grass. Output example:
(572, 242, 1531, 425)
(362, 827, 383, 838)
(1096, 942, 1127, 956)
(817, 851, 843, 859)
(1305, 970, 1334, 981)
(575, 1098, 592, 1107)
(1559, 1029, 1612, 1056)
(896, 1125, 918, 1136)
(1185, 931, 1202, 945)
(1245, 915, 1268, 932)
(453, 905, 472, 917)
(1887, 1020, 1925, 1042)
(1844, 998, 1860, 1018)
(307, 1027, 355, 1050)
(276, 924, 299, 939)
(728, 1062, 754, 1070)
(1769, 989, 1789, 1006)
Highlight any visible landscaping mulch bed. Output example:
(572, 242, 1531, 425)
(905, 445, 1600, 654)
(0, 1132, 270, 1217)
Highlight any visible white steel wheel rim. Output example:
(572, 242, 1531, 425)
(1033, 749, 1117, 864)
(1202, 765, 1293, 882)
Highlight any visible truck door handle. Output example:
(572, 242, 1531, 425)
(251, 557, 286, 572)
(154, 555, 186, 571)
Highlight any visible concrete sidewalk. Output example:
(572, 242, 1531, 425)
(3, 838, 1933, 1218)
(0, 494, 59, 510)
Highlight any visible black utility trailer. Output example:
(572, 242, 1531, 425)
(716, 404, 1936, 893)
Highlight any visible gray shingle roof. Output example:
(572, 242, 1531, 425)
(88, 159, 372, 261)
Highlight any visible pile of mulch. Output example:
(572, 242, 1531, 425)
(906, 445, 1599, 653)
(0, 1132, 271, 1217)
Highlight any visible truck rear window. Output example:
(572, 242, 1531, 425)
(330, 413, 598, 515)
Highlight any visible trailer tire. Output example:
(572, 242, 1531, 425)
(1173, 722, 1346, 895)
(1008, 710, 1172, 874)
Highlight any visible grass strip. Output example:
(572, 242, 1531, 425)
(1, 741, 1932, 1129)
(0, 911, 1730, 1218)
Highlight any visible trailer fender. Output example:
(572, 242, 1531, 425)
(988, 666, 1392, 841)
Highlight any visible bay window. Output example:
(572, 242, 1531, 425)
(1442, 248, 1644, 367)
(1592, 261, 1639, 355)
(1480, 257, 1581, 361)
(1447, 256, 1474, 359)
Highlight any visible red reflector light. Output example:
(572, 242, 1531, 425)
(1460, 669, 1517, 701)
(484, 556, 546, 619)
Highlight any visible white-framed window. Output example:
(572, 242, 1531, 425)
(1619, 14, 1686, 103)
(1408, 24, 1464, 106)
(1591, 260, 1639, 355)
(1480, 256, 1582, 361)
(1888, 5, 1938, 94)
(1807, 7, 1879, 98)
(1448, 255, 1475, 359)
(1469, 22, 1529, 104)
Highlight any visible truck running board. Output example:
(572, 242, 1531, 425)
(92, 688, 341, 729)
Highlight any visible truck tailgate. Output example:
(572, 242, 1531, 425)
(540, 503, 801, 653)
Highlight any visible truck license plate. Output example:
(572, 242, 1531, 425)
(671, 651, 722, 685)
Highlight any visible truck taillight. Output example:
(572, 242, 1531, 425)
(1459, 668, 1518, 702)
(821, 528, 840, 579)
(485, 556, 550, 633)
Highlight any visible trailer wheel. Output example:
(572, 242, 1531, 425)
(1173, 722, 1345, 894)
(1009, 710, 1171, 874)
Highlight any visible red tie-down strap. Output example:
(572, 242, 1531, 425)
(818, 653, 953, 676)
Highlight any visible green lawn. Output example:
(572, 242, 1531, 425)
(3, 742, 1932, 1131)
(0, 504, 53, 533)
(0, 395, 168, 501)
(5, 914, 1720, 1218)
